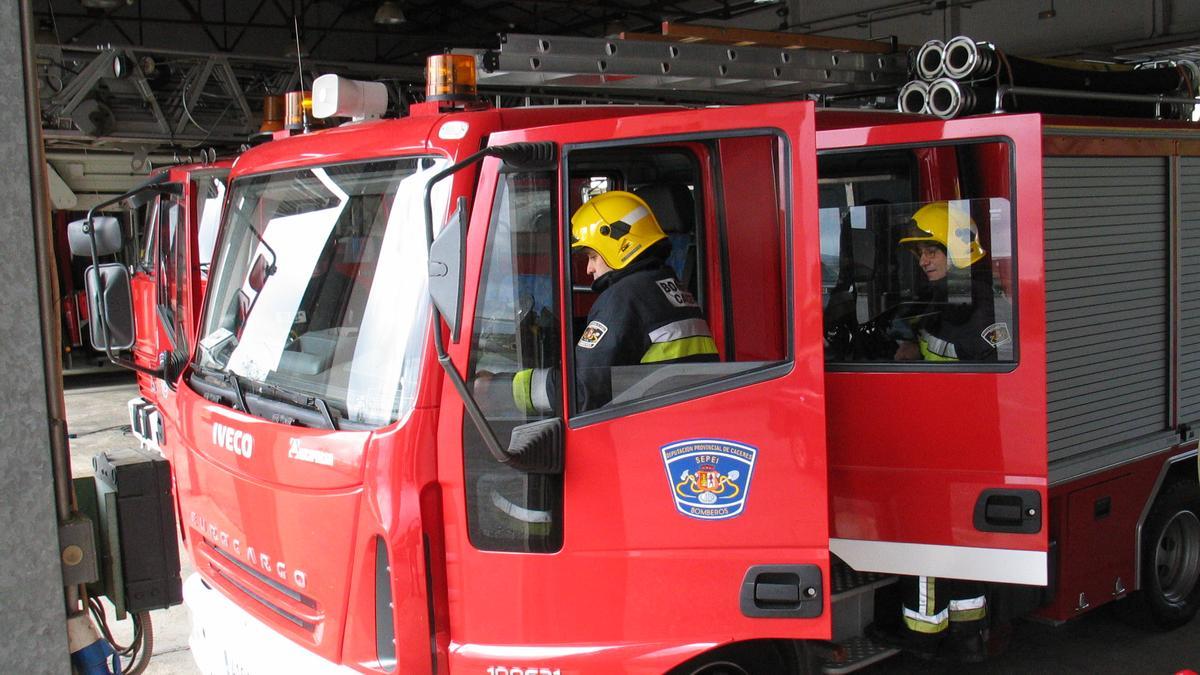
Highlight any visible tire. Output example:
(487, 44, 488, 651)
(666, 640, 815, 675)
(1141, 479, 1200, 629)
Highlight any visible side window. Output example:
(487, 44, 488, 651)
(156, 197, 187, 354)
(566, 134, 791, 417)
(138, 198, 159, 271)
(195, 173, 228, 281)
(819, 141, 1016, 367)
(464, 169, 562, 553)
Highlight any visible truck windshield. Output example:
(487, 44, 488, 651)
(194, 157, 449, 428)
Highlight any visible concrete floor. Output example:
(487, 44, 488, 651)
(64, 372, 1200, 674)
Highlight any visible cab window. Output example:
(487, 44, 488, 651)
(462, 133, 792, 552)
(565, 135, 791, 418)
(464, 168, 563, 553)
(819, 140, 1016, 368)
(156, 196, 187, 356)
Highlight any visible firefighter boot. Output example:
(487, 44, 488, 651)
(944, 619, 988, 664)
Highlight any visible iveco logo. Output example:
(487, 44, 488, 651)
(212, 422, 253, 459)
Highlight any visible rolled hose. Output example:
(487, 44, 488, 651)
(897, 80, 930, 114)
(915, 39, 945, 80)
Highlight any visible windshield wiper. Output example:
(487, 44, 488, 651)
(225, 371, 249, 413)
(188, 363, 248, 413)
(246, 379, 340, 430)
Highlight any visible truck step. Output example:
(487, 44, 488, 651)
(829, 555, 897, 643)
(820, 635, 901, 675)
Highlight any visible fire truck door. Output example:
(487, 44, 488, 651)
(816, 114, 1048, 585)
(447, 102, 833, 655)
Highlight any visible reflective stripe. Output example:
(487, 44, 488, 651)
(919, 330, 958, 360)
(512, 369, 534, 415)
(921, 576, 934, 617)
(949, 596, 988, 622)
(903, 607, 949, 634)
(619, 205, 649, 226)
(949, 606, 988, 622)
(903, 575, 949, 634)
(640, 336, 718, 364)
(531, 368, 553, 414)
(648, 318, 712, 344)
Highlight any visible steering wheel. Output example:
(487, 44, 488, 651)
(825, 300, 939, 361)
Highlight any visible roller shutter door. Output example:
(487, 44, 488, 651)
(1180, 157, 1200, 424)
(1044, 156, 1169, 467)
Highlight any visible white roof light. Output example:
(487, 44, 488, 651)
(311, 74, 388, 122)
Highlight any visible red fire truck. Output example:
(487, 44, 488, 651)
(74, 52, 1200, 673)
(124, 160, 231, 451)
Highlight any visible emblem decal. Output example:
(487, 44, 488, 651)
(578, 320, 608, 349)
(661, 439, 757, 520)
(981, 322, 1012, 347)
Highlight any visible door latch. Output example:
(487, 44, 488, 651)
(973, 488, 1042, 534)
(739, 565, 823, 619)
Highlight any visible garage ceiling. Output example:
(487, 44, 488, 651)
(31, 0, 1200, 206)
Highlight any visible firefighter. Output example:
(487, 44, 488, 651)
(893, 200, 1000, 362)
(889, 200, 998, 661)
(513, 190, 719, 414)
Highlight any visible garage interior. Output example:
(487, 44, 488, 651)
(6, 0, 1200, 672)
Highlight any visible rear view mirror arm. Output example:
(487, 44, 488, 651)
(423, 142, 561, 472)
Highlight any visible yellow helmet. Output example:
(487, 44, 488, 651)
(899, 200, 986, 268)
(570, 190, 666, 270)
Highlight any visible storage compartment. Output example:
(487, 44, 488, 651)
(1044, 155, 1175, 483)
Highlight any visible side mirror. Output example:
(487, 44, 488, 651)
(248, 253, 272, 292)
(428, 196, 468, 340)
(68, 216, 123, 257)
(84, 263, 135, 351)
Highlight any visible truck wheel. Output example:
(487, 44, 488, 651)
(667, 640, 814, 675)
(1142, 478, 1200, 629)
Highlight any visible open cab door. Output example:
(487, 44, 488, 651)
(816, 114, 1048, 586)
(437, 102, 829, 671)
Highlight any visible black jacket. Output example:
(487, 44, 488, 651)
(911, 269, 1004, 362)
(574, 257, 719, 410)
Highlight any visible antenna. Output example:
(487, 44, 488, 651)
(293, 15, 309, 130)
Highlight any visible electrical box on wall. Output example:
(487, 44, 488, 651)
(88, 447, 182, 617)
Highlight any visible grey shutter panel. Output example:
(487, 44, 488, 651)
(1044, 156, 1169, 469)
(1180, 158, 1200, 424)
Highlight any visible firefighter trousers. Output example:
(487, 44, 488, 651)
(901, 575, 987, 637)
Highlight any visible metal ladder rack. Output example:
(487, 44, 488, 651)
(476, 32, 910, 104)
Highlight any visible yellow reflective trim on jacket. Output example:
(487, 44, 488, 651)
(919, 338, 959, 362)
(640, 336, 718, 364)
(512, 368, 535, 415)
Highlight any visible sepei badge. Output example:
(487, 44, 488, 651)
(661, 439, 757, 520)
(981, 322, 1012, 347)
(578, 320, 608, 349)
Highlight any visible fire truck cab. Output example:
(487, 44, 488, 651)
(128, 161, 230, 452)
(69, 64, 1199, 673)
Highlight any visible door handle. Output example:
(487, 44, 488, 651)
(739, 565, 823, 619)
(973, 488, 1041, 534)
